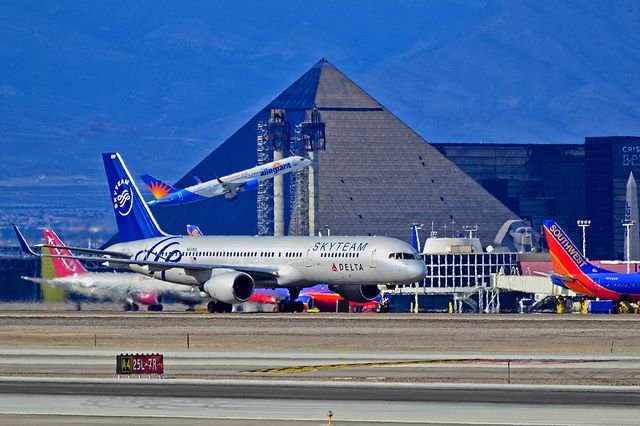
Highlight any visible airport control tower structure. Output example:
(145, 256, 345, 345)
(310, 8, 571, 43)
(301, 109, 326, 236)
(257, 109, 290, 236)
(257, 108, 326, 237)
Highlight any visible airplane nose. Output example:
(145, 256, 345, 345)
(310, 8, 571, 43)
(407, 261, 427, 282)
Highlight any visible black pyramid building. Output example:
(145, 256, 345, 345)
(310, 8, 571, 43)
(153, 59, 517, 244)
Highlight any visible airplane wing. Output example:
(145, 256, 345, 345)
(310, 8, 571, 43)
(13, 224, 279, 282)
(216, 178, 242, 200)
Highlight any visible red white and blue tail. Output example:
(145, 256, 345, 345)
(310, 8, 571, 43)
(542, 220, 612, 276)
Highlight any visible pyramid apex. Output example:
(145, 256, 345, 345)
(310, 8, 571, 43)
(314, 58, 333, 68)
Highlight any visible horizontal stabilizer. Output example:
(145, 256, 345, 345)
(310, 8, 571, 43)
(34, 244, 129, 259)
(533, 271, 574, 282)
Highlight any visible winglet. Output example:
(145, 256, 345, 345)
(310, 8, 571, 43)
(215, 175, 225, 184)
(193, 176, 203, 185)
(12, 225, 38, 256)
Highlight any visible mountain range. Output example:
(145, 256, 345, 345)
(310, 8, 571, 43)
(1, 0, 639, 184)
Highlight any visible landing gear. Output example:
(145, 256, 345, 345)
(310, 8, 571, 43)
(147, 304, 163, 312)
(278, 288, 305, 312)
(278, 300, 305, 313)
(207, 301, 233, 313)
(124, 302, 139, 312)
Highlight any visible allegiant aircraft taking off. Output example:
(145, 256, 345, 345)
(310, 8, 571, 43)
(543, 220, 640, 301)
(14, 152, 425, 313)
(141, 156, 311, 206)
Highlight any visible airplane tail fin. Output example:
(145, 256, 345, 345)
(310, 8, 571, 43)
(42, 229, 88, 277)
(411, 224, 422, 253)
(140, 174, 177, 200)
(542, 220, 611, 275)
(103, 153, 169, 242)
(186, 224, 204, 236)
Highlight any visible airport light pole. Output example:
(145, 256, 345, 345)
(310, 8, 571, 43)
(576, 220, 591, 259)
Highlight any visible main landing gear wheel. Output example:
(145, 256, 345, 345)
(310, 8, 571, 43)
(207, 301, 233, 313)
(278, 300, 305, 313)
(147, 304, 163, 312)
(124, 302, 139, 312)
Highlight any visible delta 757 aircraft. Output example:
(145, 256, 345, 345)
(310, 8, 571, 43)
(141, 155, 311, 206)
(22, 229, 208, 311)
(14, 152, 426, 313)
(542, 220, 640, 302)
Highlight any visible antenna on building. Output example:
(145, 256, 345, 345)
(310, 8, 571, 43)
(430, 221, 437, 238)
(462, 225, 479, 239)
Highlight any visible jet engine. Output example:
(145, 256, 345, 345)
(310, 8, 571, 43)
(329, 284, 380, 303)
(201, 270, 255, 304)
(242, 179, 259, 191)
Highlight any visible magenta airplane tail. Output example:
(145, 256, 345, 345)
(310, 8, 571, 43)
(140, 174, 177, 200)
(42, 229, 88, 277)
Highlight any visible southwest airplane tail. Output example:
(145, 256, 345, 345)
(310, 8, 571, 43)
(542, 220, 628, 299)
(103, 153, 168, 242)
(542, 220, 612, 276)
(186, 224, 203, 236)
(140, 174, 177, 200)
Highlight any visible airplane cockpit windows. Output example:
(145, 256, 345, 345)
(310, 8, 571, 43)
(389, 252, 417, 260)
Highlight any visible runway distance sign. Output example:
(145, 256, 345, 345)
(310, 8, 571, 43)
(116, 353, 164, 375)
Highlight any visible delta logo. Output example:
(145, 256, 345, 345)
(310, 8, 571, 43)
(260, 161, 291, 177)
(331, 263, 364, 272)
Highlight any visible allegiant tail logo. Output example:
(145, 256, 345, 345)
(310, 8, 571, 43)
(547, 223, 587, 268)
(260, 162, 291, 177)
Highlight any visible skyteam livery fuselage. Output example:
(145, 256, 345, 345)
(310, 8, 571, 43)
(543, 220, 640, 301)
(142, 156, 310, 206)
(14, 152, 425, 312)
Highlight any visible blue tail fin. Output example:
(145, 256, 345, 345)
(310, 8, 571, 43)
(411, 224, 421, 253)
(140, 174, 177, 200)
(103, 153, 169, 242)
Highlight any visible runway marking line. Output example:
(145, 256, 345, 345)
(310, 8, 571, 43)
(250, 358, 599, 374)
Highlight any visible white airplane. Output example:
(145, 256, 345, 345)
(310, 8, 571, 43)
(23, 228, 207, 311)
(141, 155, 311, 206)
(14, 152, 426, 313)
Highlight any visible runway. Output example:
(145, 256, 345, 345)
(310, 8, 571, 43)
(1, 378, 640, 424)
(2, 311, 640, 424)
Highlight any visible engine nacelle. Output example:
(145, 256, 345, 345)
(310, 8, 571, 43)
(242, 179, 259, 191)
(201, 270, 255, 304)
(329, 284, 380, 303)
